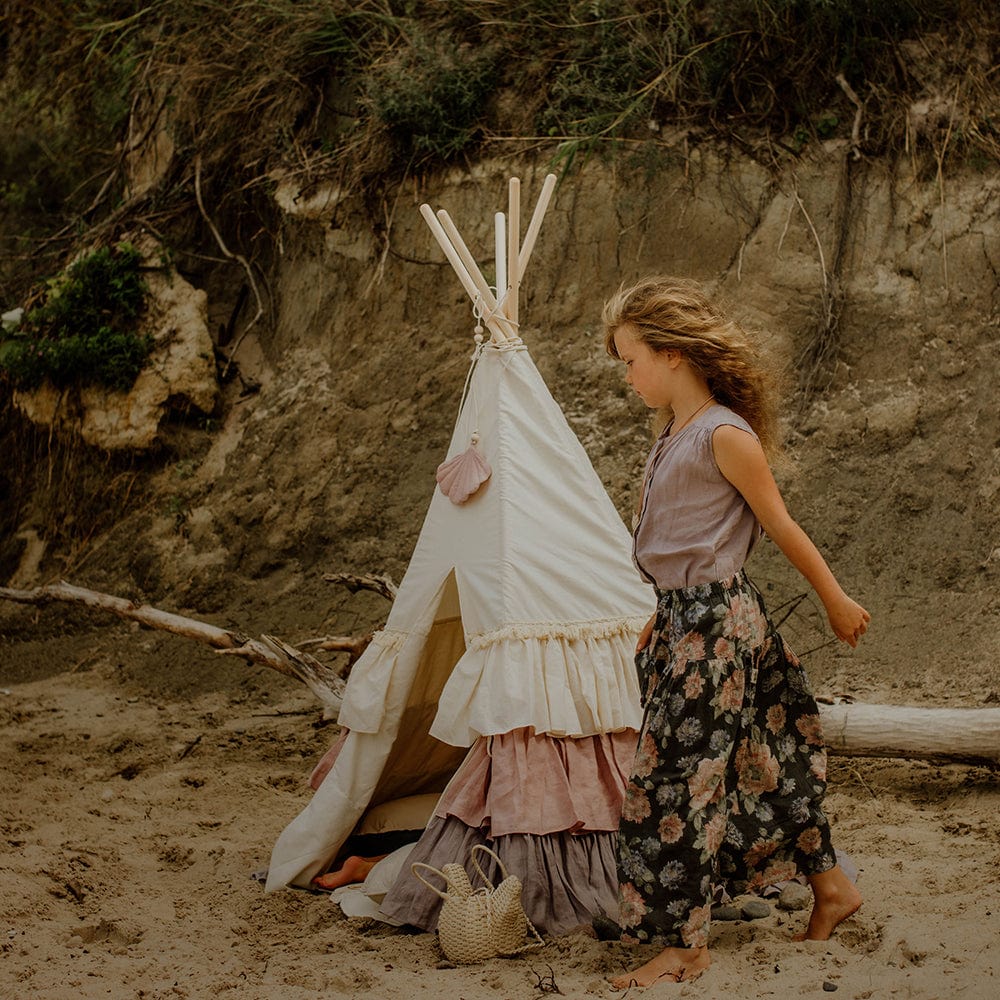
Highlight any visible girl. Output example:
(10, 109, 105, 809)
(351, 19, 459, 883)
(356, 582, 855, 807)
(603, 276, 869, 988)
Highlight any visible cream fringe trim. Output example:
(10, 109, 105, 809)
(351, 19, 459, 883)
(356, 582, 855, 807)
(369, 617, 646, 655)
(465, 616, 647, 651)
(368, 628, 417, 653)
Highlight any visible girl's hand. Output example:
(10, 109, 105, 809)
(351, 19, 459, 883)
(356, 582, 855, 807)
(636, 614, 655, 653)
(827, 595, 871, 648)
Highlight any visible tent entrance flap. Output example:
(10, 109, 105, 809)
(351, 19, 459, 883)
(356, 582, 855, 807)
(367, 570, 469, 809)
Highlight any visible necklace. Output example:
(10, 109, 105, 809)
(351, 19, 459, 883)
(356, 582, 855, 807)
(670, 396, 714, 436)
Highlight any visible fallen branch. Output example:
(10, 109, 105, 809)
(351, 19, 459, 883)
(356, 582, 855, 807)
(4, 582, 998, 767)
(322, 572, 398, 602)
(0, 581, 344, 717)
(297, 634, 373, 667)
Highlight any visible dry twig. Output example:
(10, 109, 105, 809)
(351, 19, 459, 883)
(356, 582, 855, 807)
(530, 965, 564, 995)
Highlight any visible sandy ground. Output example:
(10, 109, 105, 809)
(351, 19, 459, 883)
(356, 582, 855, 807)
(2, 655, 998, 1000)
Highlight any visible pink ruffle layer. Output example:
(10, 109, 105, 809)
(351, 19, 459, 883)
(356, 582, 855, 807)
(434, 727, 639, 837)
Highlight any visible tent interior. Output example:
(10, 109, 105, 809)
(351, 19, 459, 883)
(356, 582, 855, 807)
(333, 570, 469, 863)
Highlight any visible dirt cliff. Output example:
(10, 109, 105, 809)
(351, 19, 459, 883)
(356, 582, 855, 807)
(4, 145, 998, 714)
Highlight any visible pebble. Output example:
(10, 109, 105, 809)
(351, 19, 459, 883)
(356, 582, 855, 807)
(740, 899, 771, 920)
(822, 981, 838, 992)
(711, 904, 742, 922)
(777, 882, 813, 912)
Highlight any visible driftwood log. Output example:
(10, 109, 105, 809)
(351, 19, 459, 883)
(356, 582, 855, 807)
(818, 702, 1000, 768)
(0, 581, 347, 717)
(2, 580, 999, 767)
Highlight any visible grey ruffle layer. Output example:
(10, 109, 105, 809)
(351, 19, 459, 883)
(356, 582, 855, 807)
(378, 815, 620, 937)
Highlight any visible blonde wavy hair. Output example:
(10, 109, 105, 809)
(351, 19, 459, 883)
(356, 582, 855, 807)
(603, 276, 782, 457)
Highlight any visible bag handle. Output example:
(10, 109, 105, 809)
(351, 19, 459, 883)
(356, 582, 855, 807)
(469, 844, 509, 890)
(469, 845, 545, 953)
(509, 914, 545, 954)
(410, 862, 454, 902)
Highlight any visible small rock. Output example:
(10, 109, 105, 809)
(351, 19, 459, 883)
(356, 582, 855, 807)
(777, 881, 812, 912)
(711, 904, 742, 921)
(740, 899, 771, 920)
(1, 307, 23, 330)
(822, 981, 838, 992)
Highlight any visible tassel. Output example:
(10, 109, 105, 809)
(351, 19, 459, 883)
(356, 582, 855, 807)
(436, 437, 492, 505)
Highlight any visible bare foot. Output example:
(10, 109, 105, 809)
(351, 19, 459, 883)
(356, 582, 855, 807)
(794, 864, 863, 941)
(609, 945, 711, 989)
(311, 854, 386, 892)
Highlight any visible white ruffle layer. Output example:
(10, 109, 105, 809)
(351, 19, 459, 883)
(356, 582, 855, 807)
(338, 619, 645, 747)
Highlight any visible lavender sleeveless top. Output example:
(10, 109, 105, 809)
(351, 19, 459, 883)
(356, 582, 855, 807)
(633, 404, 763, 590)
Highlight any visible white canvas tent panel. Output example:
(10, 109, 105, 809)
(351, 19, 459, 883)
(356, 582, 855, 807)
(265, 576, 469, 891)
(265, 345, 651, 891)
(343, 344, 651, 740)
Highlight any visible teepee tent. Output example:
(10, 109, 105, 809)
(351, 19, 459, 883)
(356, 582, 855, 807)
(266, 176, 652, 901)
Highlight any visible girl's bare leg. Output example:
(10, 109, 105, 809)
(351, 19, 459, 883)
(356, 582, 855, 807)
(609, 945, 711, 989)
(310, 854, 387, 891)
(795, 864, 862, 941)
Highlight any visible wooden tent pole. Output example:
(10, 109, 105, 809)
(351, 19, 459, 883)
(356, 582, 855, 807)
(422, 174, 555, 342)
(419, 203, 478, 299)
(419, 204, 510, 343)
(506, 177, 520, 327)
(518, 173, 557, 275)
(494, 211, 507, 309)
(435, 209, 517, 343)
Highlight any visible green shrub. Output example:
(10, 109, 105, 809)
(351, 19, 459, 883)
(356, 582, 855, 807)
(537, 3, 693, 140)
(364, 31, 500, 167)
(0, 243, 152, 392)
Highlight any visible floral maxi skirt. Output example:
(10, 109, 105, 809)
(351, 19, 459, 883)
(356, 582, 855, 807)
(616, 571, 836, 949)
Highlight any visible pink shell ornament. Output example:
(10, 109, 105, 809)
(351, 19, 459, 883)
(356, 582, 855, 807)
(436, 442, 492, 505)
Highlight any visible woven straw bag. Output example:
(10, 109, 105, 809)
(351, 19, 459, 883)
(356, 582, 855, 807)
(411, 845, 544, 965)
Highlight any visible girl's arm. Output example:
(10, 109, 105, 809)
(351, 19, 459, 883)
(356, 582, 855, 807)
(712, 424, 870, 647)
